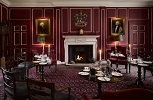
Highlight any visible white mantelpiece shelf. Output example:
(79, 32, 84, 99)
(62, 35, 100, 64)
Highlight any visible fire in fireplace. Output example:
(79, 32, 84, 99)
(68, 45, 93, 63)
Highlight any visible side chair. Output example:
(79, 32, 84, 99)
(17, 52, 34, 77)
(1, 67, 28, 100)
(26, 77, 72, 100)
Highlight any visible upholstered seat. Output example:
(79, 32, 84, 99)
(108, 46, 128, 73)
(83, 88, 153, 100)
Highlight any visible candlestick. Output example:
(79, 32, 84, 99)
(99, 50, 102, 61)
(129, 44, 131, 53)
(48, 44, 50, 52)
(42, 43, 45, 54)
(115, 42, 116, 49)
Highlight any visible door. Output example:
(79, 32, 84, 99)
(10, 21, 31, 63)
(129, 20, 150, 56)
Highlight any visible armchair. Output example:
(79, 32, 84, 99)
(83, 88, 153, 100)
(108, 46, 128, 73)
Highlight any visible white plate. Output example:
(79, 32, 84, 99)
(78, 72, 89, 75)
(83, 69, 90, 72)
(33, 61, 40, 63)
(96, 74, 103, 76)
(97, 77, 110, 81)
(143, 61, 152, 64)
(138, 64, 148, 66)
(39, 62, 47, 65)
(112, 71, 123, 76)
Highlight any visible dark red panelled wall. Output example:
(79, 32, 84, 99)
(1, 4, 153, 62)
(0, 3, 8, 60)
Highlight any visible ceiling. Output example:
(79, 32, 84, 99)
(1, 0, 153, 7)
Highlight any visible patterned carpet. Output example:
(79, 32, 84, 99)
(0, 64, 153, 100)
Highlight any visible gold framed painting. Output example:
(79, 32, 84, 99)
(35, 18, 50, 36)
(111, 17, 125, 36)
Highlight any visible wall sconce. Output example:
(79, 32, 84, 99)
(74, 10, 87, 34)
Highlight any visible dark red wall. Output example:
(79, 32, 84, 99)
(0, 3, 8, 59)
(5, 7, 153, 62)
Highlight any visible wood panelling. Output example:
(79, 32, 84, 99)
(32, 8, 43, 45)
(93, 8, 100, 33)
(129, 20, 150, 55)
(0, 4, 8, 59)
(44, 8, 54, 45)
(2, 6, 8, 22)
(9, 8, 31, 20)
(129, 8, 149, 20)
(106, 8, 116, 45)
(2, 6, 152, 62)
(151, 8, 153, 52)
(61, 8, 69, 33)
(70, 8, 92, 33)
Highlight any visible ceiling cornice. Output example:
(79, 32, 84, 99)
(0, 0, 153, 7)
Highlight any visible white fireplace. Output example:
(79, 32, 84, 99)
(63, 35, 100, 64)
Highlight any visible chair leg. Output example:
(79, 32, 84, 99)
(55, 64, 57, 72)
(4, 93, 7, 100)
(151, 71, 153, 76)
(143, 68, 146, 80)
(125, 64, 127, 73)
(129, 63, 131, 73)
(68, 87, 71, 100)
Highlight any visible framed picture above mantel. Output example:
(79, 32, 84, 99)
(35, 18, 50, 36)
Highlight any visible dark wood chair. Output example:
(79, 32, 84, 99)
(138, 51, 153, 80)
(83, 88, 153, 100)
(17, 52, 34, 77)
(26, 77, 72, 100)
(1, 67, 28, 100)
(108, 46, 128, 73)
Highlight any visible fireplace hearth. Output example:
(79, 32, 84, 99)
(68, 45, 93, 63)
(63, 35, 100, 65)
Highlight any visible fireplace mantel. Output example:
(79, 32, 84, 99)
(63, 35, 100, 64)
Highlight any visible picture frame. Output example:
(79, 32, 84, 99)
(35, 18, 50, 36)
(111, 17, 125, 36)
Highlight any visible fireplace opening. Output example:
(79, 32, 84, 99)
(68, 45, 93, 63)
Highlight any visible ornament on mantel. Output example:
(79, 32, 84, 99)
(74, 10, 87, 35)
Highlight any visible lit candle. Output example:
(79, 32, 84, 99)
(99, 50, 102, 60)
(129, 44, 131, 52)
(48, 44, 50, 52)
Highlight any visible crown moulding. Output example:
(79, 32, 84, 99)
(0, 0, 153, 7)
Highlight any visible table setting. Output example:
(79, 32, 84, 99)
(78, 59, 123, 82)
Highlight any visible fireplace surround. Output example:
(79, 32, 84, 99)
(63, 35, 100, 64)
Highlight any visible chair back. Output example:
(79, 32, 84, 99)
(100, 88, 153, 100)
(1, 68, 17, 99)
(26, 78, 56, 100)
(111, 46, 127, 56)
(17, 52, 27, 65)
(5, 56, 15, 71)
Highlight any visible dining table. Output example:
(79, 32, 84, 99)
(78, 64, 124, 98)
(32, 54, 52, 81)
(128, 59, 152, 87)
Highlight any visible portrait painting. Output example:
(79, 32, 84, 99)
(111, 18, 125, 36)
(36, 18, 50, 36)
